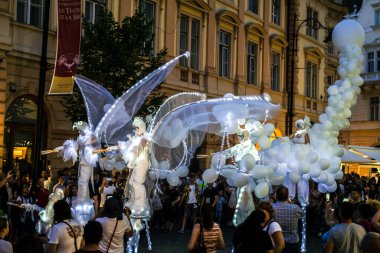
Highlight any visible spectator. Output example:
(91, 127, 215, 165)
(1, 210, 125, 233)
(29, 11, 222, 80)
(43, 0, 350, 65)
(371, 208, 380, 232)
(0, 215, 12, 253)
(45, 199, 83, 253)
(16, 184, 35, 235)
(75, 220, 103, 253)
(0, 171, 13, 214)
(14, 234, 44, 253)
(99, 178, 115, 209)
(41, 170, 49, 180)
(179, 176, 199, 233)
(358, 203, 373, 232)
(96, 197, 132, 253)
(53, 176, 66, 193)
(215, 190, 226, 225)
(233, 209, 273, 253)
(258, 201, 285, 253)
(188, 205, 225, 253)
(66, 184, 78, 207)
(272, 185, 302, 253)
(89, 174, 101, 216)
(349, 188, 363, 223)
(163, 185, 180, 233)
(202, 183, 218, 209)
(325, 202, 366, 253)
(360, 232, 380, 253)
(36, 177, 50, 208)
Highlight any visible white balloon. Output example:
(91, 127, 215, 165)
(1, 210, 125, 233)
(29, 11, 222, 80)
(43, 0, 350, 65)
(233, 173, 249, 188)
(249, 165, 268, 180)
(176, 165, 189, 177)
(325, 181, 337, 192)
(220, 166, 237, 178)
(351, 76, 364, 86)
(258, 135, 271, 149)
(327, 85, 339, 96)
(202, 168, 219, 183)
(271, 173, 285, 186)
(226, 177, 235, 186)
(289, 171, 301, 184)
(224, 93, 235, 98)
(158, 160, 170, 171)
(255, 181, 270, 198)
(167, 173, 180, 186)
(159, 170, 168, 179)
(318, 183, 327, 193)
(149, 171, 157, 180)
(306, 151, 319, 164)
(239, 154, 256, 171)
(263, 123, 275, 137)
(298, 162, 311, 174)
(332, 19, 365, 50)
(114, 162, 125, 170)
(333, 170, 344, 180)
(237, 118, 246, 125)
(326, 173, 336, 186)
(211, 153, 226, 168)
(287, 160, 299, 171)
(333, 147, 344, 157)
(318, 171, 328, 183)
(318, 158, 330, 171)
(309, 165, 322, 178)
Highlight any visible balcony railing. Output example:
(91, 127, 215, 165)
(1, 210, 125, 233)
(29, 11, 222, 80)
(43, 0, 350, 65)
(362, 72, 380, 82)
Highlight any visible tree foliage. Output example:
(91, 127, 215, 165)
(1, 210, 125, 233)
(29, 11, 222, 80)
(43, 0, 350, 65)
(60, 9, 167, 123)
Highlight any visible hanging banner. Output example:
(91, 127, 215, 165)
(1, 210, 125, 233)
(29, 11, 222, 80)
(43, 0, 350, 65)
(49, 0, 81, 95)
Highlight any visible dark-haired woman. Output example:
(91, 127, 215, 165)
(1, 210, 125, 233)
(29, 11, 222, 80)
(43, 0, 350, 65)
(258, 201, 285, 253)
(188, 205, 225, 253)
(0, 215, 12, 253)
(96, 197, 132, 253)
(233, 210, 274, 253)
(46, 199, 83, 253)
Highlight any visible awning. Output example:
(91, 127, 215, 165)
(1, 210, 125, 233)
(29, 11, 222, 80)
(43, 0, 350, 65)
(340, 147, 377, 163)
(349, 146, 380, 162)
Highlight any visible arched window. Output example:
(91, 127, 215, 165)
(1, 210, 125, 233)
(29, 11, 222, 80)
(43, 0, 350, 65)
(3, 96, 46, 172)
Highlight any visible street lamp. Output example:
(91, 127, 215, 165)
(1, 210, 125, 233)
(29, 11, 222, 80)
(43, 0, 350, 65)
(287, 14, 332, 135)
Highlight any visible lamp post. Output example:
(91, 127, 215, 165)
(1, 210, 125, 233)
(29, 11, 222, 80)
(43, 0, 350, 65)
(287, 14, 332, 135)
(32, 0, 51, 183)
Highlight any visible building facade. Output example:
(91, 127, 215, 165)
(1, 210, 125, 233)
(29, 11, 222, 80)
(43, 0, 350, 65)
(0, 0, 348, 172)
(340, 0, 380, 148)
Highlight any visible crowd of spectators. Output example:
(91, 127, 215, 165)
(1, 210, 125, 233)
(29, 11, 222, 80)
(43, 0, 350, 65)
(0, 163, 379, 253)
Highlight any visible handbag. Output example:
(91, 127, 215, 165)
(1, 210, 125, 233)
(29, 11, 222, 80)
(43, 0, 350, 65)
(189, 224, 207, 253)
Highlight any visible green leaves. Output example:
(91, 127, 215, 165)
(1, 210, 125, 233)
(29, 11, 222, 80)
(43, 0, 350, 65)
(60, 9, 167, 123)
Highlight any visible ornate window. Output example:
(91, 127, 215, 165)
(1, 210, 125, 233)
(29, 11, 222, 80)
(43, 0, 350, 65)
(370, 97, 379, 121)
(271, 52, 280, 91)
(306, 7, 319, 40)
(17, 0, 44, 28)
(272, 0, 280, 25)
(306, 61, 318, 99)
(179, 15, 200, 70)
(85, 0, 107, 24)
(219, 31, 231, 78)
(248, 0, 259, 15)
(247, 42, 258, 85)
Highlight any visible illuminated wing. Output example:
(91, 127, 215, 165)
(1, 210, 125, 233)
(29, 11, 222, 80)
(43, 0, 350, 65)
(74, 75, 115, 130)
(94, 52, 190, 145)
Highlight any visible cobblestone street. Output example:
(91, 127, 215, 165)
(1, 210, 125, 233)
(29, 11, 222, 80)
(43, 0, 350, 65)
(138, 226, 322, 253)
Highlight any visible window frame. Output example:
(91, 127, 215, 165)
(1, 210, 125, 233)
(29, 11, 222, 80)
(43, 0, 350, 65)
(368, 52, 375, 73)
(179, 14, 201, 70)
(16, 0, 44, 28)
(219, 30, 231, 78)
(247, 42, 258, 85)
(375, 9, 380, 25)
(270, 51, 280, 91)
(305, 61, 318, 99)
(271, 0, 281, 25)
(248, 0, 259, 15)
(369, 97, 379, 121)
(85, 0, 107, 24)
(306, 7, 319, 40)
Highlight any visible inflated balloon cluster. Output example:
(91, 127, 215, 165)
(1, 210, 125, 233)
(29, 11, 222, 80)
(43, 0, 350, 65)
(201, 19, 365, 199)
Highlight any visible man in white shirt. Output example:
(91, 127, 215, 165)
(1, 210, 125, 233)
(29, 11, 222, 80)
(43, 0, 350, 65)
(99, 177, 115, 208)
(179, 177, 199, 233)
